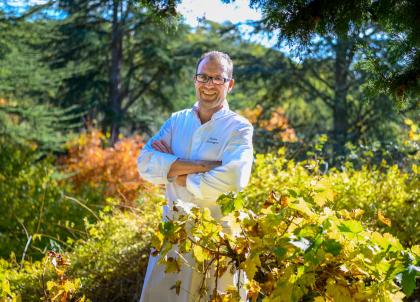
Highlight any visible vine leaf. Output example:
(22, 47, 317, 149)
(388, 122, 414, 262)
(401, 265, 419, 296)
(240, 254, 261, 280)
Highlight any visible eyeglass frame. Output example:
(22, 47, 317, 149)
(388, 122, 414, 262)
(194, 73, 232, 85)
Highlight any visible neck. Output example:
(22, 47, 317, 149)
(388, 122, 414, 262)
(197, 102, 224, 124)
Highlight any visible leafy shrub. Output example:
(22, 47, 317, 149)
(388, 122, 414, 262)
(0, 251, 86, 302)
(0, 192, 163, 302)
(69, 192, 162, 301)
(152, 149, 419, 301)
(155, 197, 419, 301)
(59, 129, 152, 206)
(245, 149, 419, 247)
(0, 140, 89, 260)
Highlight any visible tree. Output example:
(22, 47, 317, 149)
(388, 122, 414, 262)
(0, 11, 60, 103)
(246, 0, 419, 105)
(282, 29, 402, 157)
(31, 0, 188, 144)
(0, 11, 80, 152)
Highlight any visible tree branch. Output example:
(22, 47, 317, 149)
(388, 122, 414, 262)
(122, 68, 162, 113)
(295, 79, 335, 108)
(308, 64, 334, 90)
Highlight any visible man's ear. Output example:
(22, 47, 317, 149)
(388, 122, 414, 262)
(228, 78, 235, 93)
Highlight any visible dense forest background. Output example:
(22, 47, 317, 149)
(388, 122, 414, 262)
(0, 0, 419, 301)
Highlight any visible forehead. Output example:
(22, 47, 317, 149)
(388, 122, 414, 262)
(197, 57, 229, 76)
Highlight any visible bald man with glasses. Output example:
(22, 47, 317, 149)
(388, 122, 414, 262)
(138, 51, 254, 302)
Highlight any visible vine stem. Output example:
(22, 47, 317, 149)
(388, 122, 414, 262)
(215, 246, 220, 293)
(198, 257, 216, 298)
(187, 236, 231, 257)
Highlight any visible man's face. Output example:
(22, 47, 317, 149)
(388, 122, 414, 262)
(194, 57, 234, 110)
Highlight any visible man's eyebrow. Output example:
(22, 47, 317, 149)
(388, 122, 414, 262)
(198, 73, 226, 78)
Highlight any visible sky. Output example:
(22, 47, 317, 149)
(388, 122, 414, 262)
(178, 0, 261, 27)
(2, 0, 262, 25)
(178, 0, 279, 48)
(1, 0, 279, 48)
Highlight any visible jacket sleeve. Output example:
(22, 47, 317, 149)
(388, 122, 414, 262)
(186, 123, 253, 201)
(137, 117, 178, 185)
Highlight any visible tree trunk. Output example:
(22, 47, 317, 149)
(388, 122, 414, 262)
(332, 34, 352, 157)
(109, 0, 123, 145)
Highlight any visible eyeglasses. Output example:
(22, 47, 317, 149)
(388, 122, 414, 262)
(194, 74, 231, 85)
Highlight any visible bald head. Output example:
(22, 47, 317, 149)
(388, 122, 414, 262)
(195, 51, 233, 78)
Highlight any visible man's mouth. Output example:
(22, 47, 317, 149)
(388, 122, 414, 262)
(201, 90, 216, 96)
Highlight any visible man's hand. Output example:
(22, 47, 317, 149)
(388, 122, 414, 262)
(167, 159, 222, 178)
(152, 139, 222, 180)
(152, 140, 172, 154)
(175, 175, 187, 187)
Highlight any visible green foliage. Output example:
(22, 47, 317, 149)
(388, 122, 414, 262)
(0, 251, 87, 302)
(0, 195, 163, 302)
(0, 15, 60, 101)
(245, 149, 419, 246)
(156, 197, 419, 301)
(42, 0, 192, 141)
(68, 195, 162, 301)
(153, 149, 419, 301)
(249, 0, 419, 104)
(0, 101, 80, 152)
(0, 140, 93, 260)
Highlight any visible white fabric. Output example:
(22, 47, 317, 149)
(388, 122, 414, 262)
(137, 101, 253, 302)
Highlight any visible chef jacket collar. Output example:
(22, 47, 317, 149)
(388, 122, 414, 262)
(192, 100, 230, 121)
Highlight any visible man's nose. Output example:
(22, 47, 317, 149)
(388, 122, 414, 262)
(204, 78, 216, 87)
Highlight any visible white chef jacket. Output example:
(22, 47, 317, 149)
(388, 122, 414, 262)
(137, 101, 253, 302)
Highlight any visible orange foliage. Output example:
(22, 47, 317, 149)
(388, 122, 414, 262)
(240, 105, 298, 142)
(60, 129, 153, 205)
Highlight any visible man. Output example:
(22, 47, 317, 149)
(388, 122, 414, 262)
(137, 51, 253, 302)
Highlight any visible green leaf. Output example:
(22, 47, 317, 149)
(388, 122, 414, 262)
(159, 221, 174, 236)
(401, 265, 419, 296)
(273, 247, 287, 259)
(1, 278, 12, 296)
(288, 189, 298, 198)
(337, 220, 363, 234)
(240, 253, 261, 280)
(288, 198, 315, 217)
(217, 193, 243, 216)
(151, 231, 164, 251)
(163, 256, 181, 274)
(193, 245, 207, 263)
(323, 239, 342, 256)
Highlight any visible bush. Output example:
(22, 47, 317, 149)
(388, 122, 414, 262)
(0, 191, 163, 302)
(157, 198, 419, 301)
(0, 140, 88, 260)
(0, 128, 154, 260)
(244, 149, 419, 246)
(152, 149, 419, 301)
(0, 250, 85, 302)
(59, 129, 152, 206)
(69, 192, 162, 301)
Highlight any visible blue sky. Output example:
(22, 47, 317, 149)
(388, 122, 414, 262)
(2, 0, 262, 25)
(178, 0, 279, 48)
(1, 0, 279, 48)
(178, 0, 261, 26)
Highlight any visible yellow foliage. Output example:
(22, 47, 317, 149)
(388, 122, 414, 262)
(60, 129, 154, 205)
(240, 106, 298, 142)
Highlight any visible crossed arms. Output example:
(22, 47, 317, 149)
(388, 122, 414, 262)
(151, 139, 221, 186)
(137, 116, 253, 201)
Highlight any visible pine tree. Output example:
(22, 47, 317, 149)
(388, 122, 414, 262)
(247, 0, 419, 105)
